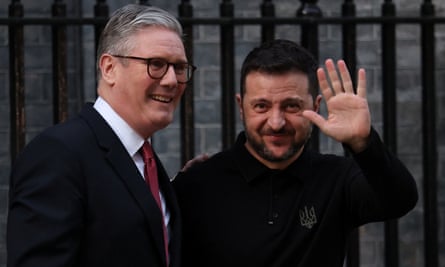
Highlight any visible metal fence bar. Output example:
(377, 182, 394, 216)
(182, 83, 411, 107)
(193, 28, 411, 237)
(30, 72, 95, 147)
(342, 1, 360, 266)
(261, 0, 275, 43)
(220, 0, 236, 149)
(3, 16, 445, 26)
(342, 0, 357, 79)
(52, 0, 68, 123)
(342, 1, 359, 265)
(381, 1, 400, 266)
(420, 1, 438, 267)
(179, 0, 196, 165)
(94, 0, 109, 63)
(8, 0, 25, 163)
(297, 0, 322, 152)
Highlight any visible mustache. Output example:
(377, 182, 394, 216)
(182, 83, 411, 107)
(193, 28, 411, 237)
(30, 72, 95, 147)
(261, 127, 295, 135)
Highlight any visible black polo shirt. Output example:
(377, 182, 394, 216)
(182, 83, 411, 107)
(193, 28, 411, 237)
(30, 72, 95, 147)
(173, 129, 417, 267)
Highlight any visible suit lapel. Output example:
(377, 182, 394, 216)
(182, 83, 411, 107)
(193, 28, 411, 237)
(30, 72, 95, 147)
(79, 104, 168, 264)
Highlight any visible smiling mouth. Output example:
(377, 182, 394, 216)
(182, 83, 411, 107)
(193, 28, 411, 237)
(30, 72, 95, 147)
(150, 94, 173, 103)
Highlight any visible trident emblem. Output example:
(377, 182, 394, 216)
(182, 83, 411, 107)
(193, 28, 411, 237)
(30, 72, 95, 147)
(299, 206, 317, 229)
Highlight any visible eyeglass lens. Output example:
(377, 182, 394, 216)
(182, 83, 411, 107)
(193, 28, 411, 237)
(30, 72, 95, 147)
(147, 59, 194, 83)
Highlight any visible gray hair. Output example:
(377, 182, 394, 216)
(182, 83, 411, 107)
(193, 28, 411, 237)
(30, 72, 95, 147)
(96, 4, 184, 78)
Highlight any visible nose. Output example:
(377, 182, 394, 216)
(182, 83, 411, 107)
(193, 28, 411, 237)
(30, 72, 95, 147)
(160, 64, 178, 88)
(267, 109, 285, 130)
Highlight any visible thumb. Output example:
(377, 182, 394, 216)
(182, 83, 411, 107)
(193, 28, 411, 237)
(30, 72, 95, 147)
(302, 110, 325, 129)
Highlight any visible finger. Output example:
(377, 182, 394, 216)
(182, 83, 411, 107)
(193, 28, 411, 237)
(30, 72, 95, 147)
(325, 59, 343, 95)
(337, 60, 354, 94)
(356, 68, 367, 98)
(317, 67, 333, 101)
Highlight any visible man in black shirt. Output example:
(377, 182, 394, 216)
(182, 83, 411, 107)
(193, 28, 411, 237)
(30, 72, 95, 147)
(173, 39, 418, 267)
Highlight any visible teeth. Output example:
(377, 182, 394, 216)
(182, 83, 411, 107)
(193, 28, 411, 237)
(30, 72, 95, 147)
(151, 95, 172, 103)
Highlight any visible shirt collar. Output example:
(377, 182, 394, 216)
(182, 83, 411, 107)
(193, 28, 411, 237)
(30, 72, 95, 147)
(233, 131, 312, 184)
(93, 96, 145, 157)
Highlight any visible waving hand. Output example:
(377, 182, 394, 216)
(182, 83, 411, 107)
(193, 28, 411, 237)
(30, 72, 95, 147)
(303, 59, 371, 153)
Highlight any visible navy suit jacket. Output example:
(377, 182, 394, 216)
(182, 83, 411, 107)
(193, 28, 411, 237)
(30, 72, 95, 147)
(7, 103, 181, 267)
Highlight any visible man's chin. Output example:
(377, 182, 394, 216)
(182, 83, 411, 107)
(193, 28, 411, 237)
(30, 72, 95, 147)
(260, 148, 292, 162)
(263, 144, 305, 162)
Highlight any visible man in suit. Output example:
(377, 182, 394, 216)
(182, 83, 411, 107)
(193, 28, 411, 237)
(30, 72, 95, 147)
(7, 4, 195, 267)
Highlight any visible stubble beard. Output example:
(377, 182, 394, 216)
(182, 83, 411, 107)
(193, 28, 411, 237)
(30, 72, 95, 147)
(243, 121, 313, 163)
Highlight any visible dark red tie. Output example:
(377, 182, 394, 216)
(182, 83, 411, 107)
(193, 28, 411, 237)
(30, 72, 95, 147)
(140, 141, 169, 266)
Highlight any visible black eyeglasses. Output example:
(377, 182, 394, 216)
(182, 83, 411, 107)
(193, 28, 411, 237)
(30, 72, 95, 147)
(112, 55, 197, 84)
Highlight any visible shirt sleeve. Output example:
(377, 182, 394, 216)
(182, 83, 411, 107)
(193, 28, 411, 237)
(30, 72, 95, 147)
(344, 127, 418, 225)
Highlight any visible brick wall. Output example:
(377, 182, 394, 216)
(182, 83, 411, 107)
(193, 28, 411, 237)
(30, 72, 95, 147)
(1, 0, 444, 266)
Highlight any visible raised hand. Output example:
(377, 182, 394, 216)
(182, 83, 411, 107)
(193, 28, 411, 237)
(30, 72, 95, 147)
(303, 59, 371, 153)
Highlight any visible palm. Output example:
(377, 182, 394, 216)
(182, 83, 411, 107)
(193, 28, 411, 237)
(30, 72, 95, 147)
(323, 92, 370, 141)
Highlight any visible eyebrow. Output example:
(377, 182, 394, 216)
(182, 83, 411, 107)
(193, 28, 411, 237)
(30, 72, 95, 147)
(250, 96, 305, 103)
(282, 97, 305, 105)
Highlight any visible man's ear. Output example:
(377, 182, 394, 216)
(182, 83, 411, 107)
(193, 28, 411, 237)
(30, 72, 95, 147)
(313, 94, 322, 113)
(99, 54, 116, 85)
(236, 93, 244, 121)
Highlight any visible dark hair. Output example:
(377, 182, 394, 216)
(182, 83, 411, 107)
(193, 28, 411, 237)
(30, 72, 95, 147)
(239, 39, 319, 98)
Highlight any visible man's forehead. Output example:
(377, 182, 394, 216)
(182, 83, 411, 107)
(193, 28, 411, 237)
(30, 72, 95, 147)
(245, 72, 310, 94)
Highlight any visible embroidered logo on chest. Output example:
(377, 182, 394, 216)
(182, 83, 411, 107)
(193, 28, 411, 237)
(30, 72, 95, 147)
(299, 205, 317, 229)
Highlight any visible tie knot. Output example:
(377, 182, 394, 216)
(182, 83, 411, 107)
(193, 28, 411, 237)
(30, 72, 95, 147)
(140, 141, 154, 163)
